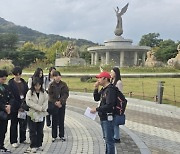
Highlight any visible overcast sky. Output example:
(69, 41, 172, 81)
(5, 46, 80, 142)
(0, 0, 179, 44)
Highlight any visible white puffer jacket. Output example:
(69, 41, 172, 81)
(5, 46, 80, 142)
(26, 90, 48, 122)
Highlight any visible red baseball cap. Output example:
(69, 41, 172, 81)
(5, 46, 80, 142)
(96, 71, 111, 79)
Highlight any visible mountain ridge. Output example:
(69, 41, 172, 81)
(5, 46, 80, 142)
(0, 17, 96, 46)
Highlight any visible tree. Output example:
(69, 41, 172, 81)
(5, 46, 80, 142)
(0, 33, 18, 50)
(154, 40, 177, 62)
(79, 45, 91, 64)
(11, 50, 46, 68)
(45, 41, 69, 63)
(139, 33, 163, 47)
(19, 41, 35, 51)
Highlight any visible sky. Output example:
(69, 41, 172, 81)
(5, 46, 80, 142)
(0, 0, 179, 44)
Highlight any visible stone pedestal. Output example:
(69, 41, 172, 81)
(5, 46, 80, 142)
(55, 58, 86, 67)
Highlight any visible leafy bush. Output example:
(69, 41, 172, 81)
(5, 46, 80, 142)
(0, 61, 14, 74)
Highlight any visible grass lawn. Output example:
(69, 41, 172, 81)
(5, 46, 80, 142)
(8, 65, 180, 107)
(62, 77, 180, 107)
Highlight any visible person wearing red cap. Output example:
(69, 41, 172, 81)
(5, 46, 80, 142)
(91, 71, 116, 154)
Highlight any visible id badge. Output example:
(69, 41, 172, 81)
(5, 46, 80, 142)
(18, 111, 26, 119)
(20, 95, 24, 99)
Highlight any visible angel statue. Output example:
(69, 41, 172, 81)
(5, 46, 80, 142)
(114, 3, 129, 36)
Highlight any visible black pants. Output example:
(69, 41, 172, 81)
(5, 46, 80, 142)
(0, 119, 8, 148)
(46, 114, 51, 126)
(52, 105, 65, 138)
(10, 112, 27, 144)
(28, 116, 45, 148)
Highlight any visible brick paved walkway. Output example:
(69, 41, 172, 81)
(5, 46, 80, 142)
(3, 92, 141, 154)
(4, 109, 106, 154)
(69, 92, 180, 154)
(3, 91, 180, 154)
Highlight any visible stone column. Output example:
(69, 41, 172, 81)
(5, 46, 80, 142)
(94, 52, 98, 65)
(101, 54, 105, 65)
(142, 52, 146, 66)
(134, 51, 138, 66)
(120, 51, 124, 67)
(91, 53, 94, 65)
(105, 51, 110, 65)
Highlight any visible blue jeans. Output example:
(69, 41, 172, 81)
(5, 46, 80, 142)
(101, 120, 115, 154)
(114, 125, 120, 139)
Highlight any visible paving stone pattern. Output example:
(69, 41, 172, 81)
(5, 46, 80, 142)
(69, 92, 180, 154)
(3, 94, 141, 154)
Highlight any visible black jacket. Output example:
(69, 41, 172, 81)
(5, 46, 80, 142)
(94, 84, 116, 121)
(0, 84, 14, 113)
(8, 78, 28, 112)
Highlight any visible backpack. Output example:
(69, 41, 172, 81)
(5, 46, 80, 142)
(114, 87, 127, 115)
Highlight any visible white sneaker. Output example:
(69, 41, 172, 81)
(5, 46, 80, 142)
(24, 147, 31, 153)
(60, 137, 66, 142)
(52, 138, 56, 142)
(38, 146, 43, 151)
(31, 148, 37, 153)
(21, 140, 30, 144)
(12, 143, 19, 148)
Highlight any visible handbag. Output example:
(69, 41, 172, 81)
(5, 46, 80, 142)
(0, 111, 8, 120)
(21, 101, 29, 111)
(114, 114, 125, 126)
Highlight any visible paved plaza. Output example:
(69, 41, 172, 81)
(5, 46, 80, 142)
(2, 92, 180, 154)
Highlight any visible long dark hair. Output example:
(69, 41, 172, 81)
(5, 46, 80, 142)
(30, 77, 44, 95)
(33, 68, 44, 84)
(48, 67, 56, 81)
(111, 67, 121, 86)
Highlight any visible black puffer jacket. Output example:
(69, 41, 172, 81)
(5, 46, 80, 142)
(94, 84, 116, 121)
(0, 84, 14, 115)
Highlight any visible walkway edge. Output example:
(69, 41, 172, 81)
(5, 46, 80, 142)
(120, 126, 151, 154)
(69, 92, 152, 154)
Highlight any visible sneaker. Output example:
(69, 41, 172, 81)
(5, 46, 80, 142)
(0, 147, 11, 153)
(52, 138, 56, 142)
(114, 138, 121, 143)
(21, 140, 30, 144)
(60, 137, 66, 142)
(37, 146, 43, 151)
(12, 143, 19, 148)
(24, 147, 31, 153)
(31, 148, 37, 153)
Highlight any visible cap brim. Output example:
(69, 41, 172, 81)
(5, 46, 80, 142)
(96, 75, 101, 78)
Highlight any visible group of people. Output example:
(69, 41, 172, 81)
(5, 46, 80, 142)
(91, 67, 123, 154)
(0, 65, 123, 154)
(0, 66, 69, 153)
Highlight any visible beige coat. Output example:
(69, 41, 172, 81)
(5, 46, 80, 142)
(26, 90, 48, 122)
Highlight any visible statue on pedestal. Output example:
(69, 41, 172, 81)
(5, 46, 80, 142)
(114, 3, 129, 36)
(63, 43, 79, 58)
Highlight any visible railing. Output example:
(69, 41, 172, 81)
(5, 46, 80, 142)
(22, 73, 180, 107)
(66, 80, 180, 107)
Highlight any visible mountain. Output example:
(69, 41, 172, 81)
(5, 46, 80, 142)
(0, 17, 96, 46)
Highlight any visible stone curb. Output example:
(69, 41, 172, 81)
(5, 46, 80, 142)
(69, 91, 151, 154)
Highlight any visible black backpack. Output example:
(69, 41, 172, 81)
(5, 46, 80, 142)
(113, 87, 127, 115)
